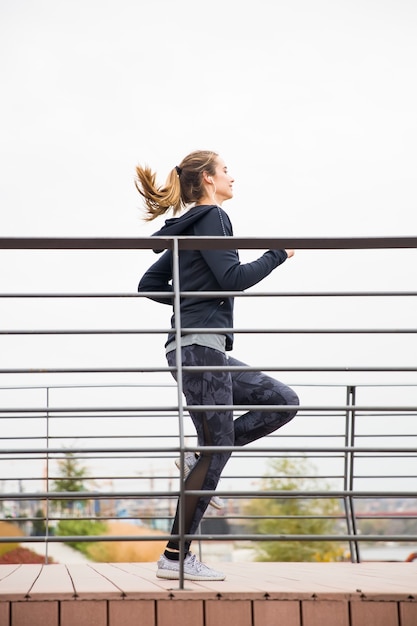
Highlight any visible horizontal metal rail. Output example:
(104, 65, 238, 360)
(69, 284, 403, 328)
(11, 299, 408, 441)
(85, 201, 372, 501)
(0, 446, 416, 454)
(1, 367, 416, 374)
(1, 328, 416, 335)
(2, 490, 416, 500)
(2, 534, 416, 544)
(0, 290, 416, 297)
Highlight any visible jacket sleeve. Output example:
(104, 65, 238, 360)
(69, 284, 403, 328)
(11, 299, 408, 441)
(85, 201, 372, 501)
(195, 209, 288, 291)
(138, 250, 173, 304)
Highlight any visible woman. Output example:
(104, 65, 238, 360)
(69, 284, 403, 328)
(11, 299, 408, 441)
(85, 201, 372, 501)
(136, 150, 299, 581)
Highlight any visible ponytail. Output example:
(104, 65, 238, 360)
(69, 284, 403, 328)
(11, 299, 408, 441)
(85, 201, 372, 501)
(135, 150, 218, 222)
(135, 165, 182, 221)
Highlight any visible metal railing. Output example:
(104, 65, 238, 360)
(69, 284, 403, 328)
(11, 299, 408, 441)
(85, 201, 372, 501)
(0, 236, 416, 584)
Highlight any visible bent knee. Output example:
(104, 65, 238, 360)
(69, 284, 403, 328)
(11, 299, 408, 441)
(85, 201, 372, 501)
(278, 385, 299, 408)
(284, 388, 299, 421)
(287, 389, 300, 407)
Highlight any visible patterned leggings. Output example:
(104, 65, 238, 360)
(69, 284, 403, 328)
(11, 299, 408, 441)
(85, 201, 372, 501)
(166, 344, 299, 552)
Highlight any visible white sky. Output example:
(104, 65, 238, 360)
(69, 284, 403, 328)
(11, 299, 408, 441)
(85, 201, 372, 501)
(1, 0, 417, 238)
(0, 0, 416, 494)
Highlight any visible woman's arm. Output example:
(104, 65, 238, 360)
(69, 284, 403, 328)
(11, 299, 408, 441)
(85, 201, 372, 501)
(195, 209, 289, 291)
(202, 247, 288, 291)
(138, 250, 173, 304)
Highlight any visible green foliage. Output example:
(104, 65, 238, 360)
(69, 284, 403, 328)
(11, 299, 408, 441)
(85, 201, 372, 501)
(31, 508, 47, 536)
(245, 457, 345, 562)
(56, 519, 107, 555)
(51, 451, 90, 513)
(52, 451, 88, 492)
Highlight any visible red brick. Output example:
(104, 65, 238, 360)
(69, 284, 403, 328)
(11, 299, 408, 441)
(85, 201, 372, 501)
(60, 600, 107, 626)
(254, 600, 300, 625)
(350, 602, 399, 626)
(109, 600, 155, 626)
(399, 602, 417, 626)
(0, 602, 10, 626)
(157, 600, 203, 626)
(205, 600, 252, 626)
(302, 600, 349, 626)
(11, 602, 58, 626)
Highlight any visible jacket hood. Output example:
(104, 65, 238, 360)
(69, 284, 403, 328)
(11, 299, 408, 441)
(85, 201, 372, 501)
(152, 205, 216, 252)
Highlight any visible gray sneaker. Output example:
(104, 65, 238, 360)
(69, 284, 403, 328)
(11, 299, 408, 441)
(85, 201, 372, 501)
(157, 553, 226, 581)
(175, 452, 224, 510)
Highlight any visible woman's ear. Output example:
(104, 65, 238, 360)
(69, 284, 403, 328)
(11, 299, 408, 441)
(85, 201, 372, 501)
(202, 171, 213, 184)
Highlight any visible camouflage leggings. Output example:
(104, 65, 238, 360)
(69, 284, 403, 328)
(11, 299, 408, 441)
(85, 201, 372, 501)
(166, 345, 299, 551)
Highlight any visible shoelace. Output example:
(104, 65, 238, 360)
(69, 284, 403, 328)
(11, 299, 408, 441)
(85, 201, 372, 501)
(186, 553, 204, 572)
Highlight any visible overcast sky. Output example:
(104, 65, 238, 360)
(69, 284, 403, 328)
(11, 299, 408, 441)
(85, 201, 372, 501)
(1, 1, 416, 492)
(1, 0, 417, 239)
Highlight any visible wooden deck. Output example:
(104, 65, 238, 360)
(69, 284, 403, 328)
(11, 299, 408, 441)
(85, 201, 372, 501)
(0, 561, 416, 626)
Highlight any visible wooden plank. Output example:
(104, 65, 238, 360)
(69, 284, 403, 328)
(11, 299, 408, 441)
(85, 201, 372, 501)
(345, 563, 417, 598)
(109, 562, 255, 600)
(350, 601, 399, 626)
(399, 602, 417, 626)
(222, 562, 416, 600)
(11, 601, 58, 626)
(226, 561, 397, 599)
(0, 565, 42, 600)
(157, 599, 204, 626)
(219, 562, 351, 600)
(253, 599, 301, 625)
(66, 564, 123, 599)
(301, 600, 349, 626)
(217, 563, 317, 598)
(189, 575, 266, 598)
(0, 566, 20, 581)
(205, 599, 252, 626)
(90, 563, 171, 595)
(60, 600, 107, 626)
(109, 599, 156, 626)
(27, 564, 74, 600)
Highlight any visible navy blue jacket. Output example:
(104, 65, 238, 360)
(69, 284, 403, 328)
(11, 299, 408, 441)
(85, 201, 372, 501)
(138, 205, 288, 350)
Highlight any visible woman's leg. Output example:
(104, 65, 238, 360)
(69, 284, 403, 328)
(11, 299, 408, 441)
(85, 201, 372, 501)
(229, 356, 299, 447)
(166, 345, 234, 553)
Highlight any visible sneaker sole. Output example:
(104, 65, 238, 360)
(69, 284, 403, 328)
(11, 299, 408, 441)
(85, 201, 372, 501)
(157, 569, 225, 581)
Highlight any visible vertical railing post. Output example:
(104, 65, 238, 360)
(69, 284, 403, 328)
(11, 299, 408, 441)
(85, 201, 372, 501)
(45, 386, 50, 564)
(343, 385, 360, 562)
(171, 237, 186, 588)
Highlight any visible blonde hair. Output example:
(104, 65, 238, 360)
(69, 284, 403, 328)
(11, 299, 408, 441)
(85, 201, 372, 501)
(135, 150, 218, 221)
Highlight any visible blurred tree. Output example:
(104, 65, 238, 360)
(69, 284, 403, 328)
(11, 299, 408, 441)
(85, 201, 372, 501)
(51, 452, 106, 554)
(245, 457, 346, 562)
(31, 508, 47, 536)
(51, 452, 89, 514)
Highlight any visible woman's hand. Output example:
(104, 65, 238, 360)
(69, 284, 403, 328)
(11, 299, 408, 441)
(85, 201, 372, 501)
(285, 249, 295, 258)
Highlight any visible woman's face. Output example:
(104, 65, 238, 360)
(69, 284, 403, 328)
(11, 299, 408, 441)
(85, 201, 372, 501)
(211, 157, 234, 203)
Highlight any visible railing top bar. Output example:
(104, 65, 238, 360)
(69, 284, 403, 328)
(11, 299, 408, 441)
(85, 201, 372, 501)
(0, 236, 417, 250)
